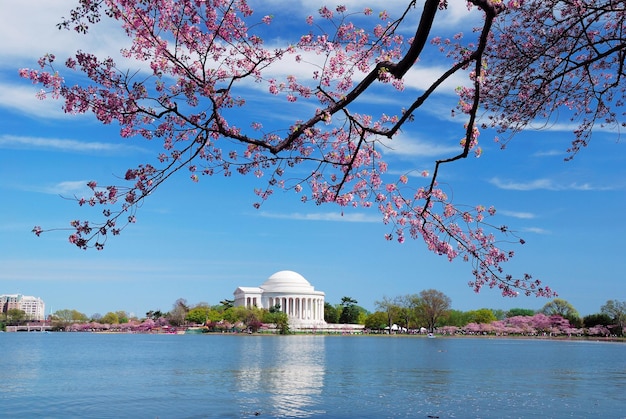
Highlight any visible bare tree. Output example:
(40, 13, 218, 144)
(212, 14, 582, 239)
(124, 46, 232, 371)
(415, 289, 451, 332)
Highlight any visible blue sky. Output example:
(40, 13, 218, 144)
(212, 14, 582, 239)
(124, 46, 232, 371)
(1, 1, 624, 318)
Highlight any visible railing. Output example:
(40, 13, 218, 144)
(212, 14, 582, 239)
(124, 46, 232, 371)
(5, 323, 52, 332)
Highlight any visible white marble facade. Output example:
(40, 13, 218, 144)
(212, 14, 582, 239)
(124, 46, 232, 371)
(234, 271, 326, 327)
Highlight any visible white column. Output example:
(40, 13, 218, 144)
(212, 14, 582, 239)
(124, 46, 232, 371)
(302, 298, 306, 319)
(296, 297, 301, 319)
(318, 299, 322, 321)
(299, 297, 302, 319)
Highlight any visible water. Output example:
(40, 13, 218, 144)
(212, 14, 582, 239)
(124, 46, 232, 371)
(0, 333, 624, 418)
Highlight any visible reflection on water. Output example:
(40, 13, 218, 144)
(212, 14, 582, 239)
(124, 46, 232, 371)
(1, 334, 624, 418)
(0, 333, 45, 395)
(235, 336, 325, 417)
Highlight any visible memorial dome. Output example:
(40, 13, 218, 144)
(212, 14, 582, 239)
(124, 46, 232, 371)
(260, 270, 314, 293)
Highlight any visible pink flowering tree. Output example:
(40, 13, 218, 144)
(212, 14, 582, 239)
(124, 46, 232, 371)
(21, 0, 624, 297)
(587, 325, 610, 337)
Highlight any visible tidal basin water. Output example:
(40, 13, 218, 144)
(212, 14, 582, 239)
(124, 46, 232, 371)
(1, 333, 624, 418)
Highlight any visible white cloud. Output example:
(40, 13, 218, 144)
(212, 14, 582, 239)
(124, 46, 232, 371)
(42, 180, 92, 196)
(0, 134, 148, 154)
(0, 1, 128, 68)
(489, 177, 601, 191)
(1, 0, 472, 127)
(521, 227, 550, 235)
(532, 149, 566, 158)
(403, 65, 469, 94)
(378, 131, 460, 158)
(254, 0, 477, 30)
(0, 82, 69, 119)
(259, 211, 379, 223)
(9, 179, 93, 196)
(499, 210, 536, 219)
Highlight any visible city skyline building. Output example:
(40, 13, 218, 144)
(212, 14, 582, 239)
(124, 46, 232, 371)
(0, 294, 46, 321)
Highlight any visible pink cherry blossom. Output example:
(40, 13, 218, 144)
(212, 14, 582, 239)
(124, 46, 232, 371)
(24, 0, 621, 298)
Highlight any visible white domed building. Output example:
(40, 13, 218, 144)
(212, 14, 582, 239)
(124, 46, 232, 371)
(233, 270, 327, 329)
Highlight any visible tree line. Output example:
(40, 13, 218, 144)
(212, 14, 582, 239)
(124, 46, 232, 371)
(4, 290, 623, 337)
(363, 294, 626, 337)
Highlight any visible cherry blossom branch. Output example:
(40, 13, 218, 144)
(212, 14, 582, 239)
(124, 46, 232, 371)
(28, 0, 617, 298)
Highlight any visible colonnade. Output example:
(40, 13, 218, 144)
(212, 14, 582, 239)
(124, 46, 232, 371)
(268, 296, 324, 321)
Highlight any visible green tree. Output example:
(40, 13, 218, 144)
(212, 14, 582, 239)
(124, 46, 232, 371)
(375, 296, 400, 332)
(338, 297, 360, 324)
(269, 303, 282, 313)
(491, 309, 507, 320)
(274, 313, 290, 335)
(540, 298, 578, 317)
(243, 308, 263, 333)
(397, 294, 420, 330)
(115, 310, 129, 323)
(101, 312, 120, 324)
(219, 299, 234, 310)
(145, 309, 164, 320)
(262, 310, 290, 334)
(506, 308, 536, 317)
(219, 306, 266, 332)
(440, 310, 472, 327)
(467, 308, 497, 324)
(324, 302, 339, 323)
(583, 313, 612, 328)
(54, 309, 88, 323)
(415, 289, 451, 332)
(601, 300, 626, 336)
(186, 304, 213, 325)
(540, 298, 581, 326)
(364, 311, 388, 330)
(222, 306, 250, 324)
(6, 309, 27, 325)
(53, 309, 88, 328)
(356, 309, 369, 325)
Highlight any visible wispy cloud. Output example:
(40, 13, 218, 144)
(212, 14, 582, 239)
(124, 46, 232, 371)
(521, 227, 550, 235)
(259, 211, 379, 223)
(489, 177, 603, 191)
(499, 210, 536, 219)
(0, 3, 128, 68)
(512, 119, 621, 134)
(403, 65, 468, 94)
(379, 132, 461, 158)
(0, 134, 148, 155)
(0, 83, 70, 120)
(42, 180, 93, 196)
(532, 149, 566, 158)
(10, 179, 93, 196)
(259, 0, 478, 30)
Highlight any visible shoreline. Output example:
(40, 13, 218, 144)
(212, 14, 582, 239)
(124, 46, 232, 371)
(22, 329, 624, 343)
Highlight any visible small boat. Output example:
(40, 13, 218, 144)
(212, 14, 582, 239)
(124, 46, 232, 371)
(427, 333, 436, 338)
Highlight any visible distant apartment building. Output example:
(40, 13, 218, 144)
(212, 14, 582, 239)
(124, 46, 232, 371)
(0, 294, 46, 321)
